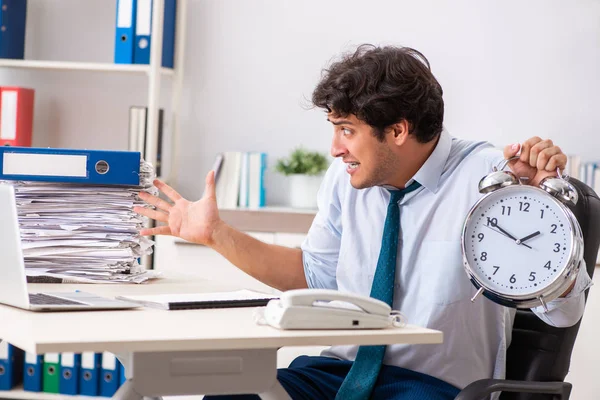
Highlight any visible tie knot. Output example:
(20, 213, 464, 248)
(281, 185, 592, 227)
(389, 180, 421, 204)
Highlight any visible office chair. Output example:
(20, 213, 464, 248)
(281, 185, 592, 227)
(456, 178, 600, 400)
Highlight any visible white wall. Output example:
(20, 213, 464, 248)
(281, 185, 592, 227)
(1, 0, 599, 203)
(1, 2, 599, 394)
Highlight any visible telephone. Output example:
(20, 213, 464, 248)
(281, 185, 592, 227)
(261, 289, 404, 330)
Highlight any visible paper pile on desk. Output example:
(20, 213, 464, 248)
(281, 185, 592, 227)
(3, 164, 161, 284)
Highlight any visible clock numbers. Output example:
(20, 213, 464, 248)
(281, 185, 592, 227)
(550, 224, 557, 233)
(540, 209, 544, 219)
(478, 233, 484, 242)
(553, 243, 561, 252)
(510, 274, 516, 284)
(493, 266, 500, 275)
(529, 272, 536, 281)
(501, 206, 511, 215)
(486, 217, 498, 226)
(480, 252, 488, 261)
(519, 202, 530, 212)
(544, 261, 551, 270)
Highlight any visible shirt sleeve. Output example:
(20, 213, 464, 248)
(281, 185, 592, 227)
(530, 260, 594, 327)
(301, 160, 344, 290)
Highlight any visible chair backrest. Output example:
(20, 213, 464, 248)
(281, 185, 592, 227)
(502, 179, 600, 400)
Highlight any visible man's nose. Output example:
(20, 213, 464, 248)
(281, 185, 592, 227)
(330, 134, 347, 158)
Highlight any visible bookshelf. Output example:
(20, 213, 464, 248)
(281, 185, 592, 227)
(0, 0, 189, 183)
(0, 386, 92, 400)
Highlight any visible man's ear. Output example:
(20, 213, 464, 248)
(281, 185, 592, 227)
(391, 120, 410, 145)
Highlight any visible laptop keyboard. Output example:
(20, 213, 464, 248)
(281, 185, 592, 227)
(29, 293, 87, 306)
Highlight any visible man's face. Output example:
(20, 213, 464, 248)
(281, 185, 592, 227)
(328, 114, 399, 189)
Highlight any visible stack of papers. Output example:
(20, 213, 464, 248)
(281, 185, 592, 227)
(4, 164, 161, 284)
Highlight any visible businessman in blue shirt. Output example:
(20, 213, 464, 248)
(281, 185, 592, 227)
(135, 45, 591, 400)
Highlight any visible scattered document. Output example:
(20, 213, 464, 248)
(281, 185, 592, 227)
(116, 289, 279, 310)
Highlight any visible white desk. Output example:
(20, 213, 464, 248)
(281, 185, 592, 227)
(0, 274, 443, 399)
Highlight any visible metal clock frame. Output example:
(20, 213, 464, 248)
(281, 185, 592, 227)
(461, 184, 584, 309)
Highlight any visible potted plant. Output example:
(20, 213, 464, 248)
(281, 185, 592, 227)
(275, 148, 330, 208)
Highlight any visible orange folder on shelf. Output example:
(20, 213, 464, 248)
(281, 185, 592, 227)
(0, 86, 35, 147)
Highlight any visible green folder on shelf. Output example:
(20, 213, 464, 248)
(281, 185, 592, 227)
(43, 353, 61, 393)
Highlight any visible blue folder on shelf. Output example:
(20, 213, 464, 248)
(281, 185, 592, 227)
(22, 352, 43, 392)
(79, 352, 101, 397)
(114, 0, 138, 64)
(133, 0, 176, 67)
(0, 0, 28, 60)
(99, 352, 120, 397)
(0, 147, 142, 186)
(0, 342, 24, 390)
(58, 352, 81, 395)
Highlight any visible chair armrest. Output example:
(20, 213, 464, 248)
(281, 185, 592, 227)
(455, 379, 572, 400)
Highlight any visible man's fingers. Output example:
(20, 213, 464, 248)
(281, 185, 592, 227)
(528, 139, 553, 168)
(154, 179, 183, 202)
(503, 143, 521, 160)
(204, 170, 217, 200)
(133, 206, 169, 223)
(140, 225, 172, 236)
(138, 191, 173, 212)
(519, 136, 543, 164)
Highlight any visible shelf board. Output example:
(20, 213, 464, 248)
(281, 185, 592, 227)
(0, 385, 97, 400)
(0, 59, 173, 76)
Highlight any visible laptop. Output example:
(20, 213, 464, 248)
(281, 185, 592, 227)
(0, 184, 141, 311)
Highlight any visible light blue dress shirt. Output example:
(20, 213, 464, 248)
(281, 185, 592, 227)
(301, 129, 592, 391)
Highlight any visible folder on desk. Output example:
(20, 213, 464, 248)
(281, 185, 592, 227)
(0, 0, 27, 59)
(22, 352, 43, 392)
(0, 87, 34, 147)
(0, 147, 143, 186)
(100, 352, 120, 397)
(133, 0, 177, 67)
(42, 353, 60, 394)
(79, 352, 101, 396)
(0, 342, 24, 390)
(114, 0, 137, 64)
(116, 289, 279, 310)
(59, 352, 81, 395)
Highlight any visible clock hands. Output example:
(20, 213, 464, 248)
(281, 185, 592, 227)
(485, 220, 533, 249)
(518, 231, 541, 244)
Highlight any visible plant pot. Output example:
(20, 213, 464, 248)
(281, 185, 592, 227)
(287, 174, 322, 209)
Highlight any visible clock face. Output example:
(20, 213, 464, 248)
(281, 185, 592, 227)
(463, 185, 574, 297)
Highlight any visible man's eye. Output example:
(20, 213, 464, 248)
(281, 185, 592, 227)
(342, 128, 352, 135)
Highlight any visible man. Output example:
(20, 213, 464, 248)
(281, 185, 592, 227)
(135, 45, 591, 400)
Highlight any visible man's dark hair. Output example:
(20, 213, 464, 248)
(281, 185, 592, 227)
(312, 44, 444, 143)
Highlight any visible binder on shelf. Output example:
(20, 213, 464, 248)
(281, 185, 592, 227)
(114, 0, 138, 64)
(0, 0, 28, 59)
(22, 352, 43, 392)
(128, 106, 164, 176)
(42, 352, 60, 394)
(0, 86, 35, 147)
(59, 352, 81, 395)
(0, 146, 142, 186)
(100, 352, 120, 397)
(79, 352, 101, 397)
(133, 0, 177, 67)
(0, 341, 24, 390)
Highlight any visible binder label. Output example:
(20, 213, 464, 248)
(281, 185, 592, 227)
(117, 0, 134, 28)
(44, 353, 60, 363)
(102, 352, 116, 370)
(81, 352, 96, 369)
(3, 153, 88, 177)
(136, 0, 152, 35)
(0, 342, 8, 359)
(25, 352, 38, 364)
(62, 353, 75, 367)
(0, 91, 17, 140)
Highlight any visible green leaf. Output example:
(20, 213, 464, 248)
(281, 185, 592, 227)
(275, 147, 330, 176)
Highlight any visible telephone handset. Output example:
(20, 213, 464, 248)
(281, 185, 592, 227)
(261, 289, 404, 330)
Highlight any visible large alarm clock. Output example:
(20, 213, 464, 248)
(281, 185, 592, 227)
(461, 160, 584, 310)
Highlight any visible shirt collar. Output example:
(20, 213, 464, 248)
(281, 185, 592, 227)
(412, 128, 452, 194)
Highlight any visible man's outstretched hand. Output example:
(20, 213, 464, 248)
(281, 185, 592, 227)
(133, 170, 223, 246)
